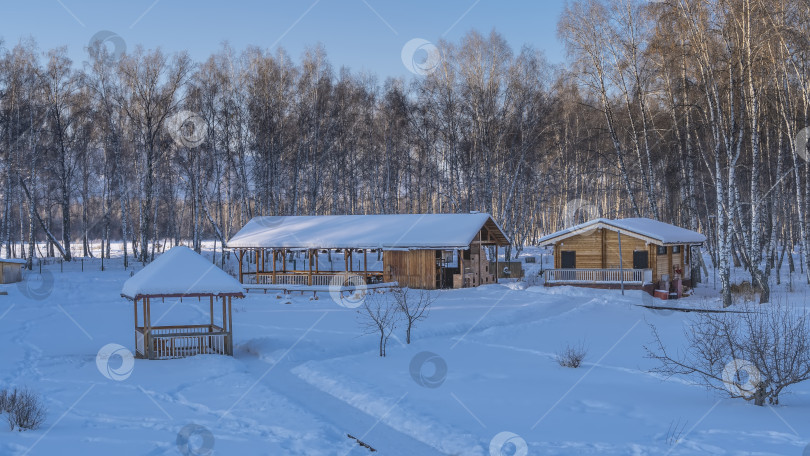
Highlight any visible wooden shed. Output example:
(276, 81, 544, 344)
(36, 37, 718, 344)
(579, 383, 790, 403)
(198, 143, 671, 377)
(0, 259, 25, 284)
(539, 218, 705, 292)
(227, 213, 511, 290)
(121, 246, 245, 360)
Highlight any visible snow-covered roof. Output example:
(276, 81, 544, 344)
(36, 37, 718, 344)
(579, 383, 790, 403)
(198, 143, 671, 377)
(538, 218, 706, 246)
(227, 213, 511, 250)
(0, 258, 27, 264)
(121, 246, 245, 299)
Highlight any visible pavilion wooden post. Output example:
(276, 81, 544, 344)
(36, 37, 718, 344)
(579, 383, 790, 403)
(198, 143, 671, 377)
(271, 249, 277, 284)
(308, 249, 313, 285)
(618, 230, 625, 295)
(227, 296, 233, 355)
(283, 249, 287, 273)
(209, 296, 214, 329)
(363, 249, 368, 281)
(459, 248, 464, 288)
(133, 300, 139, 358)
(495, 245, 499, 283)
(344, 250, 348, 273)
(238, 250, 244, 283)
(477, 232, 482, 286)
(255, 248, 260, 284)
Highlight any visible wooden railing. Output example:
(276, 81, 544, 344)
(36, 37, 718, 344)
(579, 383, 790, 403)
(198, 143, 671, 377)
(544, 268, 652, 284)
(135, 325, 230, 360)
(241, 271, 383, 286)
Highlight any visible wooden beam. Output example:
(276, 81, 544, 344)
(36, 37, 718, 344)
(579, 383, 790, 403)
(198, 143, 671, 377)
(601, 229, 606, 268)
(272, 249, 276, 284)
(209, 296, 214, 328)
(364, 249, 368, 280)
(668, 246, 673, 280)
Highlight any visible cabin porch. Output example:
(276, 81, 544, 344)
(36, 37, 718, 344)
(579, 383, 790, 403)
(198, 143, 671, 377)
(544, 268, 653, 285)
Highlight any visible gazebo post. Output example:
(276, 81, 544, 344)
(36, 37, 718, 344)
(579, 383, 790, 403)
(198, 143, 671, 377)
(209, 296, 214, 330)
(238, 250, 244, 283)
(255, 248, 260, 284)
(364, 249, 368, 281)
(144, 297, 151, 359)
(221, 296, 227, 336)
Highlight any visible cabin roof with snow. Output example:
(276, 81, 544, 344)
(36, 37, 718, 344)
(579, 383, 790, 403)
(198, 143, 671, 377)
(538, 218, 706, 247)
(226, 213, 511, 250)
(0, 258, 27, 264)
(121, 246, 245, 300)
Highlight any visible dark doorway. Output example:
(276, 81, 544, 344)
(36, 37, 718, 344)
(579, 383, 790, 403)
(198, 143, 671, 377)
(633, 250, 649, 269)
(561, 251, 576, 269)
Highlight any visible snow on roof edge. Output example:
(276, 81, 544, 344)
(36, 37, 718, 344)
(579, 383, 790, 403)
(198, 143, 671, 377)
(538, 218, 706, 245)
(121, 246, 245, 300)
(226, 213, 511, 250)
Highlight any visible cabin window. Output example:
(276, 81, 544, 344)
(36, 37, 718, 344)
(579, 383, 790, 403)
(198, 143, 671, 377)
(633, 251, 649, 269)
(656, 246, 668, 255)
(561, 251, 576, 269)
(672, 245, 681, 254)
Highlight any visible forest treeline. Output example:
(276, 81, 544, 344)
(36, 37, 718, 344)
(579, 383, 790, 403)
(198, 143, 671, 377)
(0, 0, 808, 304)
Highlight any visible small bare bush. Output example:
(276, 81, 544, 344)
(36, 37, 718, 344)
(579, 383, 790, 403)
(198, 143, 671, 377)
(729, 281, 756, 303)
(556, 342, 587, 368)
(1, 388, 46, 431)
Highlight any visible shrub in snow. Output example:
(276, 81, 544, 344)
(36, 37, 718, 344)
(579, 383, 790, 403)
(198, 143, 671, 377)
(556, 342, 587, 368)
(646, 300, 810, 406)
(1, 388, 46, 431)
(391, 287, 436, 344)
(729, 281, 757, 304)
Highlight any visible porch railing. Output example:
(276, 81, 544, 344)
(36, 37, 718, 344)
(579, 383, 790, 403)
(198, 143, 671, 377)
(544, 268, 653, 284)
(135, 324, 230, 360)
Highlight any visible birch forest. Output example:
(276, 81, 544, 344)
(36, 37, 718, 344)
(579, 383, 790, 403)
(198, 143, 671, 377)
(1, 0, 809, 305)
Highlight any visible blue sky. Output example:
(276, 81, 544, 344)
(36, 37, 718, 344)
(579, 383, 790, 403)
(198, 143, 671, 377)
(0, 0, 567, 78)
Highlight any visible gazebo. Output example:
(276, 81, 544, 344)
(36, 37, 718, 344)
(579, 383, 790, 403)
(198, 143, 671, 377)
(121, 246, 245, 360)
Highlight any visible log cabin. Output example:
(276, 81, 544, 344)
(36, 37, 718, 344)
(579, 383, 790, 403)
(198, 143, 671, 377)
(226, 213, 511, 290)
(539, 218, 705, 295)
(121, 246, 245, 360)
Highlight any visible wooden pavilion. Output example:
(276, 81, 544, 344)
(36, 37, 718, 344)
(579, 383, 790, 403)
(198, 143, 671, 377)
(227, 213, 511, 290)
(121, 246, 245, 360)
(539, 218, 705, 293)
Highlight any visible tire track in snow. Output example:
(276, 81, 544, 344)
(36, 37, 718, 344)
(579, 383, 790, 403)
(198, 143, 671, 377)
(242, 357, 450, 456)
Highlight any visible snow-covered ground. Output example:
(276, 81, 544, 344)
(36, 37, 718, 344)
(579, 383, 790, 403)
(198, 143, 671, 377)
(0, 244, 809, 455)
